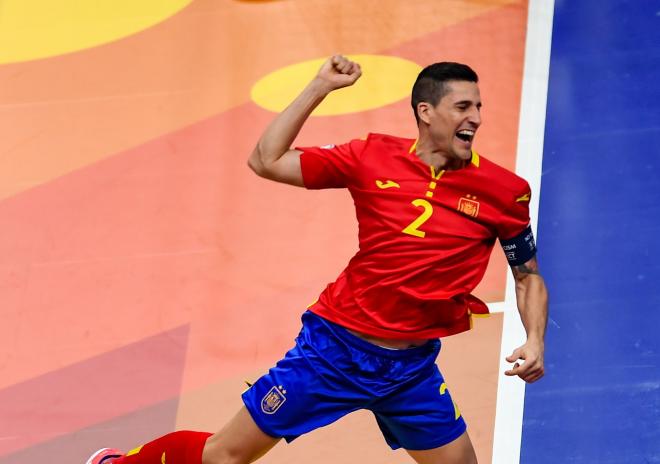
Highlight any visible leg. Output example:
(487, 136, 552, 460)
(202, 406, 280, 464)
(88, 312, 364, 464)
(89, 408, 278, 464)
(91, 431, 212, 464)
(204, 312, 367, 464)
(369, 342, 474, 461)
(406, 430, 478, 464)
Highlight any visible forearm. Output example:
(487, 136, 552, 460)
(246, 55, 361, 185)
(514, 273, 548, 343)
(506, 255, 547, 382)
(249, 78, 331, 172)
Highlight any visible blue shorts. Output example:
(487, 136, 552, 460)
(242, 311, 466, 450)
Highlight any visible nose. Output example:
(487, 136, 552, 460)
(468, 106, 481, 127)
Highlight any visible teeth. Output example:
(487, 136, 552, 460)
(456, 129, 475, 143)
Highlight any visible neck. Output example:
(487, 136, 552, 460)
(415, 139, 467, 171)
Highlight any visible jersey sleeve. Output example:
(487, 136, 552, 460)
(297, 138, 366, 189)
(496, 182, 532, 240)
(496, 182, 537, 266)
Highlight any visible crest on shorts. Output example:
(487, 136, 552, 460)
(261, 385, 287, 414)
(457, 195, 480, 218)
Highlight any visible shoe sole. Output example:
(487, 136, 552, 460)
(85, 448, 123, 464)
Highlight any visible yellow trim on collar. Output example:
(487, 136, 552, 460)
(471, 150, 480, 167)
(409, 139, 418, 153)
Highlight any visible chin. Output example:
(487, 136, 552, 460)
(453, 148, 472, 160)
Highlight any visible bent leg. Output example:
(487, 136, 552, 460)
(406, 430, 477, 464)
(108, 431, 211, 464)
(202, 406, 280, 464)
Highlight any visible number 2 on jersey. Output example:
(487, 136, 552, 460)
(402, 199, 433, 238)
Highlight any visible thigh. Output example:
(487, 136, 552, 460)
(241, 329, 370, 443)
(406, 430, 478, 464)
(372, 363, 466, 451)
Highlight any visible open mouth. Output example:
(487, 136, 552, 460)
(455, 129, 475, 143)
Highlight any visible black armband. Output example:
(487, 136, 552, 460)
(500, 225, 537, 266)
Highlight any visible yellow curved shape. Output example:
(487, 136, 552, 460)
(251, 54, 422, 116)
(439, 383, 461, 419)
(453, 399, 461, 420)
(0, 0, 192, 64)
(376, 180, 401, 189)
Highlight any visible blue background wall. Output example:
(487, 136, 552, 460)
(522, 1, 660, 462)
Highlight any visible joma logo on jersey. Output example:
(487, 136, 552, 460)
(261, 385, 287, 414)
(376, 179, 400, 189)
(457, 196, 480, 218)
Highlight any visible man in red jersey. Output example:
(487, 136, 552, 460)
(87, 55, 547, 464)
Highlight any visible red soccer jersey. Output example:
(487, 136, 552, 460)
(298, 133, 531, 339)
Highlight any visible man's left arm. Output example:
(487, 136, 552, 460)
(505, 255, 548, 383)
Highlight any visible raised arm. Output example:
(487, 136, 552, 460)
(247, 55, 362, 186)
(504, 255, 549, 383)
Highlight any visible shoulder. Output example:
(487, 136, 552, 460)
(362, 133, 416, 152)
(475, 154, 532, 225)
(476, 153, 530, 198)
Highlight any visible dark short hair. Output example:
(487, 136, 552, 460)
(411, 62, 479, 123)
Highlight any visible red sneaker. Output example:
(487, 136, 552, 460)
(85, 448, 124, 464)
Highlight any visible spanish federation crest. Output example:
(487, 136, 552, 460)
(457, 195, 480, 218)
(261, 385, 287, 414)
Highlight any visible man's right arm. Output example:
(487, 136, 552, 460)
(247, 55, 362, 187)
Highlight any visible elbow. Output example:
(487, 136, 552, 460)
(515, 272, 545, 288)
(247, 155, 261, 175)
(248, 148, 267, 177)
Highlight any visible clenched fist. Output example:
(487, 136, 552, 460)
(315, 55, 362, 93)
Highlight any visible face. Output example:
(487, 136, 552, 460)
(418, 80, 482, 160)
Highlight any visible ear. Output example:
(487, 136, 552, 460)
(416, 102, 432, 124)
